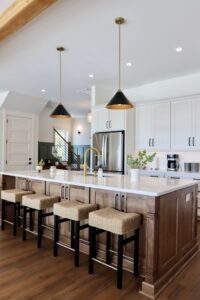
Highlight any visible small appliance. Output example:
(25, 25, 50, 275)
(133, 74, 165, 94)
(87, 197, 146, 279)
(167, 154, 179, 171)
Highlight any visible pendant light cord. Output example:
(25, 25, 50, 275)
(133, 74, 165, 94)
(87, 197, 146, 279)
(59, 49, 62, 104)
(118, 22, 121, 90)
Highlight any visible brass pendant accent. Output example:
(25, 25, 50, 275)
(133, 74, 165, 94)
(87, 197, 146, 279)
(115, 17, 125, 25)
(56, 46, 65, 52)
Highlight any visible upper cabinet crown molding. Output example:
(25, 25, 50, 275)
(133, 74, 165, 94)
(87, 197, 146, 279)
(0, 0, 58, 42)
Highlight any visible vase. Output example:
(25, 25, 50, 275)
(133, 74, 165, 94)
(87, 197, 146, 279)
(130, 168, 140, 182)
(36, 165, 43, 173)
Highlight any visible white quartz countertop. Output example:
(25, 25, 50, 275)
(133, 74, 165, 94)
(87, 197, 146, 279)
(0, 170, 197, 197)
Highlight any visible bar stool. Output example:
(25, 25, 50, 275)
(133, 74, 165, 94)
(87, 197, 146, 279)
(53, 200, 98, 267)
(88, 207, 141, 289)
(1, 189, 33, 236)
(22, 194, 60, 248)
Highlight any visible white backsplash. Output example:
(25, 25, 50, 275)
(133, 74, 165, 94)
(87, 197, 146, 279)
(148, 152, 200, 171)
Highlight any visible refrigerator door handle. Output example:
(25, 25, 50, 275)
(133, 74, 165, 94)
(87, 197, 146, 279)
(102, 135, 105, 167)
(104, 135, 108, 168)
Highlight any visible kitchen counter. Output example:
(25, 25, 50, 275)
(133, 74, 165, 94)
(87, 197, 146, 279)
(0, 169, 197, 197)
(0, 170, 198, 299)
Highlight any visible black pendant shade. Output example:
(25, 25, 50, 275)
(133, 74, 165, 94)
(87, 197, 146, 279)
(106, 89, 133, 109)
(106, 17, 134, 110)
(50, 103, 71, 119)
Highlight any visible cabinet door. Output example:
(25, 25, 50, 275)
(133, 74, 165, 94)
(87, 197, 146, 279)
(154, 102, 170, 149)
(193, 99, 200, 149)
(171, 99, 192, 149)
(109, 110, 125, 131)
(92, 107, 109, 133)
(135, 105, 154, 150)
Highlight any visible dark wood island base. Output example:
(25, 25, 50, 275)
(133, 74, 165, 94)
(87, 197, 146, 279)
(1, 174, 198, 299)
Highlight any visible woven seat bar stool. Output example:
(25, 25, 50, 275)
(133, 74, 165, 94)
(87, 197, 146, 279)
(88, 207, 141, 289)
(1, 189, 33, 236)
(22, 194, 59, 248)
(53, 200, 98, 267)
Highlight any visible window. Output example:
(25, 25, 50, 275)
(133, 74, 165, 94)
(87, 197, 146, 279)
(53, 128, 69, 161)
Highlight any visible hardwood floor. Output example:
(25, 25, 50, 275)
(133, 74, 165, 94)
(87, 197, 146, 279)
(0, 224, 199, 300)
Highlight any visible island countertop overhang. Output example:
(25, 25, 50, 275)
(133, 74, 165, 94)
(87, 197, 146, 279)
(0, 170, 198, 197)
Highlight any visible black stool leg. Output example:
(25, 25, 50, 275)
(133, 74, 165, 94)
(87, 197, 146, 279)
(37, 210, 42, 248)
(1, 200, 5, 230)
(29, 208, 33, 231)
(22, 206, 27, 241)
(17, 203, 21, 227)
(74, 221, 80, 267)
(71, 220, 75, 249)
(134, 229, 139, 276)
(53, 215, 59, 256)
(117, 235, 123, 289)
(106, 231, 111, 264)
(13, 203, 17, 236)
(89, 226, 96, 274)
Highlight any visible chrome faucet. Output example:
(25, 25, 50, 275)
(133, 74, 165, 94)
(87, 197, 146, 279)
(83, 147, 100, 176)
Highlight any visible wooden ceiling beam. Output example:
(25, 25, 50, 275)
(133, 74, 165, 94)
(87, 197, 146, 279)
(0, 0, 58, 43)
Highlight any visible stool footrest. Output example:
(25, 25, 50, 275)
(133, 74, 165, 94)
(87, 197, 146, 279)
(79, 224, 88, 230)
(123, 235, 136, 245)
(57, 218, 70, 224)
(96, 229, 105, 235)
(42, 212, 53, 218)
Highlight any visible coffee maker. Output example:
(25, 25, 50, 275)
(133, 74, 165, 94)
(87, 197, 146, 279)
(167, 154, 179, 171)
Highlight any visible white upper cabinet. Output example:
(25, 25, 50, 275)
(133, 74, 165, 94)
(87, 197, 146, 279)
(109, 110, 125, 131)
(92, 107, 109, 132)
(171, 96, 200, 150)
(135, 105, 154, 149)
(136, 102, 170, 150)
(92, 106, 125, 133)
(192, 98, 200, 149)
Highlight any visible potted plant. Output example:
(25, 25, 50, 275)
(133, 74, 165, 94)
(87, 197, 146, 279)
(127, 150, 156, 181)
(36, 159, 45, 172)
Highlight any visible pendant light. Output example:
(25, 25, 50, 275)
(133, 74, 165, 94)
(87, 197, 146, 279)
(50, 47, 71, 118)
(106, 17, 133, 110)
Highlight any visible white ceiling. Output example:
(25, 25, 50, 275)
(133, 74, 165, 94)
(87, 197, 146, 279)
(0, 0, 200, 116)
(0, 0, 15, 14)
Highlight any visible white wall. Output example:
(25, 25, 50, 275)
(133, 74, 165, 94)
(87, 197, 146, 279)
(71, 117, 91, 145)
(39, 106, 72, 143)
(125, 72, 200, 104)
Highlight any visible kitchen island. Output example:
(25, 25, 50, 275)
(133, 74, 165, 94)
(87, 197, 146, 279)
(0, 170, 198, 299)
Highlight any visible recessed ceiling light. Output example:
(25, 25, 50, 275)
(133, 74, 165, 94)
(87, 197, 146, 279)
(41, 89, 46, 93)
(88, 74, 94, 78)
(176, 47, 183, 52)
(126, 62, 132, 67)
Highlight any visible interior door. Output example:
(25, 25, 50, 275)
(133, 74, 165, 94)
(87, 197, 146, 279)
(6, 115, 33, 171)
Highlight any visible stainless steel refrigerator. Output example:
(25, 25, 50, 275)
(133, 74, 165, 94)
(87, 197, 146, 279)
(93, 131, 124, 174)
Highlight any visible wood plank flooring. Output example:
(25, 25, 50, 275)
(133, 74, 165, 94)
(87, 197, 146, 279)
(0, 225, 199, 300)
